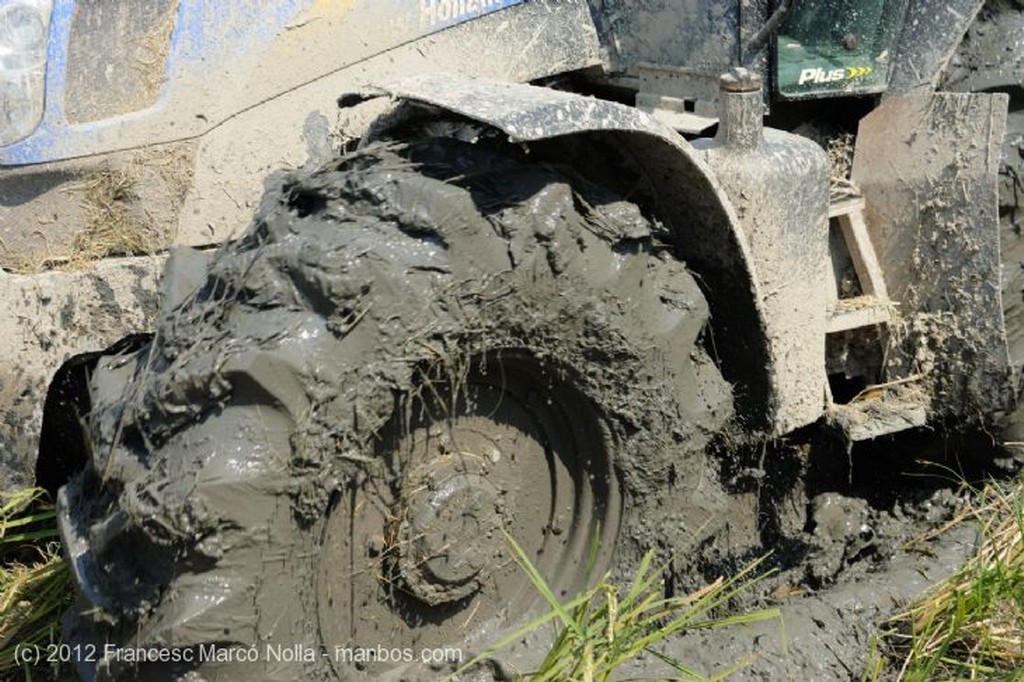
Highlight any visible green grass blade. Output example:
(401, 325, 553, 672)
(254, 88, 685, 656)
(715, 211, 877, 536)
(622, 551, 658, 608)
(451, 588, 595, 678)
(0, 511, 56, 531)
(0, 530, 62, 546)
(502, 530, 585, 638)
(644, 645, 710, 681)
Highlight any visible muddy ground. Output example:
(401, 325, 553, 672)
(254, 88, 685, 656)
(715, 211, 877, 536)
(622, 431, 1017, 681)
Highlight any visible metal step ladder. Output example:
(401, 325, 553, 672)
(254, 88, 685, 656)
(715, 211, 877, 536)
(825, 196, 927, 441)
(826, 197, 891, 332)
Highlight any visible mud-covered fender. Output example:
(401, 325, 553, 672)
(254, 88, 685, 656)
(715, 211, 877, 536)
(362, 75, 777, 430)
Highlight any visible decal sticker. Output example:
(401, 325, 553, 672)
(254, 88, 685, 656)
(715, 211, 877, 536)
(419, 0, 523, 30)
(797, 65, 873, 86)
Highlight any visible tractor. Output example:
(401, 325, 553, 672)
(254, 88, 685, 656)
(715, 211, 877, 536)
(0, 0, 1021, 679)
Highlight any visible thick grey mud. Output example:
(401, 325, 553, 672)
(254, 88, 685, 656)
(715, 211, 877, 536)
(56, 135, 733, 681)
(631, 431, 992, 681)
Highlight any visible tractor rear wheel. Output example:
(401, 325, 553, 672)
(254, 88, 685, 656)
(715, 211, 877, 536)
(58, 134, 731, 680)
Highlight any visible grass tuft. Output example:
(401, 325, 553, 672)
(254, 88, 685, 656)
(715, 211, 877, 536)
(0, 488, 72, 677)
(70, 169, 157, 268)
(878, 474, 1024, 681)
(457, 532, 781, 681)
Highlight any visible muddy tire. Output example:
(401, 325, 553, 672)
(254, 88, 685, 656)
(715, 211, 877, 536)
(58, 136, 731, 681)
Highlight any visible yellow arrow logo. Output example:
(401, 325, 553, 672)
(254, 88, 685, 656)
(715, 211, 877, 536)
(846, 66, 873, 79)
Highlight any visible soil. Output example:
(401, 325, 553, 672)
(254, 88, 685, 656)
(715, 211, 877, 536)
(622, 441, 995, 681)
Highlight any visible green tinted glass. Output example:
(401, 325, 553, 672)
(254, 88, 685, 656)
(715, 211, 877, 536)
(776, 0, 908, 99)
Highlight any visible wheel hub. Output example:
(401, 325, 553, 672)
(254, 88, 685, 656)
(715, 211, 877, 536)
(317, 358, 620, 679)
(397, 457, 503, 605)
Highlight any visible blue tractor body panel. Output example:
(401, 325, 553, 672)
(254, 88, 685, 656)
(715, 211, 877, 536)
(1, 0, 525, 165)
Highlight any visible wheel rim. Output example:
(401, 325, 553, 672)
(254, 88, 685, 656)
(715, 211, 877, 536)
(317, 353, 620, 676)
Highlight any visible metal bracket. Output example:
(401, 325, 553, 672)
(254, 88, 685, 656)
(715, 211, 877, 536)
(635, 63, 720, 133)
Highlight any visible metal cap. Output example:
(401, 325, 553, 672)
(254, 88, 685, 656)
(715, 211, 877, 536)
(720, 67, 762, 93)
